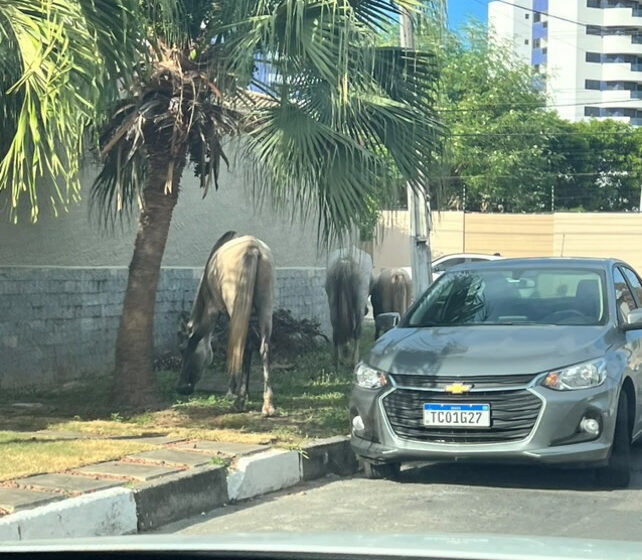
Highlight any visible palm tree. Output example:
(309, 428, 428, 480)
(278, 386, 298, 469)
(0, 0, 139, 222)
(2, 1, 443, 409)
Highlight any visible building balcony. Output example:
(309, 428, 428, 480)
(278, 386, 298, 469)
(601, 62, 642, 80)
(603, 8, 642, 26)
(597, 89, 642, 105)
(603, 35, 642, 53)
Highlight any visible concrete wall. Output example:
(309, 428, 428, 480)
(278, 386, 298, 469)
(373, 211, 464, 270)
(0, 266, 329, 391)
(0, 158, 327, 268)
(374, 210, 642, 273)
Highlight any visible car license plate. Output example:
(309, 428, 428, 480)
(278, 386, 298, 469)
(423, 403, 491, 428)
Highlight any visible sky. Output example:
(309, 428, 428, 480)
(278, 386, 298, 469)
(448, 0, 489, 28)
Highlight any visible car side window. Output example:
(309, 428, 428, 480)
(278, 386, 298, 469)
(614, 268, 637, 322)
(621, 267, 642, 307)
(433, 257, 465, 274)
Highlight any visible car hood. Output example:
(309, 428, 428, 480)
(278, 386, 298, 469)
(1, 533, 641, 560)
(368, 325, 616, 376)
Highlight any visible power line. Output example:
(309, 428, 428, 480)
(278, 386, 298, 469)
(434, 171, 642, 180)
(492, 0, 591, 29)
(450, 130, 641, 137)
(479, 0, 590, 56)
(436, 98, 642, 112)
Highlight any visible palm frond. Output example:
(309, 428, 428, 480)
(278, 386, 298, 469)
(0, 0, 145, 222)
(231, 0, 445, 243)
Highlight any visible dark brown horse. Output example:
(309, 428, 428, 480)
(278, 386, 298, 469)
(177, 232, 276, 416)
(325, 248, 373, 368)
(370, 268, 412, 339)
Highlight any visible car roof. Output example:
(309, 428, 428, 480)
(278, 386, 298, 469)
(434, 253, 502, 260)
(448, 256, 628, 271)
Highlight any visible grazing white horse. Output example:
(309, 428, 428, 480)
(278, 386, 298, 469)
(177, 231, 276, 416)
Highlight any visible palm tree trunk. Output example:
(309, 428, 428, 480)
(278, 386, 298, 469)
(114, 152, 186, 409)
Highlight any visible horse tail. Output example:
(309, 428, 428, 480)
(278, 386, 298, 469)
(227, 245, 259, 374)
(391, 272, 408, 315)
(328, 259, 362, 345)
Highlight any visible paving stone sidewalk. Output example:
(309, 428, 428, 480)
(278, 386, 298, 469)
(0, 432, 270, 515)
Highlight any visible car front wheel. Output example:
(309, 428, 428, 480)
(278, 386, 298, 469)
(596, 391, 631, 489)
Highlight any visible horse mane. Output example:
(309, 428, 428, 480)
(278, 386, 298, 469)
(206, 231, 237, 270)
(190, 231, 238, 324)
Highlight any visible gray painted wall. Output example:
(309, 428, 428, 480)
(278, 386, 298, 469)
(0, 266, 330, 391)
(0, 151, 340, 391)
(0, 158, 327, 268)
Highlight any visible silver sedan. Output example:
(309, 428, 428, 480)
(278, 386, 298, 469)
(350, 258, 642, 488)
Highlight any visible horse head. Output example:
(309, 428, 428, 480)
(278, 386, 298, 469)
(176, 314, 213, 395)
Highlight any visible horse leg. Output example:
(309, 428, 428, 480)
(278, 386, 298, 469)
(352, 337, 360, 368)
(260, 335, 274, 416)
(234, 334, 254, 412)
(253, 257, 274, 417)
(226, 376, 236, 399)
(352, 322, 362, 367)
(332, 330, 340, 370)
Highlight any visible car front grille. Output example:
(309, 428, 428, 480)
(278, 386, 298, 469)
(388, 373, 539, 390)
(382, 387, 542, 444)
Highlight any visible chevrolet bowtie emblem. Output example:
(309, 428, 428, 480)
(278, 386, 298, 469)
(444, 382, 472, 394)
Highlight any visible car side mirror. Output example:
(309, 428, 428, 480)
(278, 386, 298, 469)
(624, 308, 642, 331)
(375, 312, 401, 336)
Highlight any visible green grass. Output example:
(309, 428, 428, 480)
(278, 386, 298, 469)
(0, 324, 376, 450)
(0, 436, 155, 481)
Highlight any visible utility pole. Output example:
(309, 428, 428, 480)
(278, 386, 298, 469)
(400, 7, 432, 298)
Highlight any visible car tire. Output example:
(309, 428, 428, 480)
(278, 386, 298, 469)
(596, 391, 631, 489)
(361, 459, 401, 480)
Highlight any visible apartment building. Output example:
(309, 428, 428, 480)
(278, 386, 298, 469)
(488, 0, 642, 125)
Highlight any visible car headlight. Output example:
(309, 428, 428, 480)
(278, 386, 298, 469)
(542, 358, 607, 391)
(354, 363, 388, 389)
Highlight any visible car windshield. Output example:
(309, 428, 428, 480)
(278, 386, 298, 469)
(406, 267, 607, 327)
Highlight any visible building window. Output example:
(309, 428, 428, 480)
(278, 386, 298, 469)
(525, 39, 530, 45)
(534, 12, 542, 22)
(586, 52, 601, 62)
(525, 13, 530, 19)
(534, 38, 541, 48)
(586, 79, 602, 89)
(585, 107, 600, 117)
(542, 47, 548, 54)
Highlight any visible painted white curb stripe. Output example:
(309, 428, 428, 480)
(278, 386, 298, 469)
(0, 487, 136, 541)
(227, 449, 301, 502)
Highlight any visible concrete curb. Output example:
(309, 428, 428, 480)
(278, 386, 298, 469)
(227, 449, 300, 502)
(133, 465, 228, 532)
(0, 436, 357, 540)
(300, 436, 359, 481)
(0, 488, 137, 541)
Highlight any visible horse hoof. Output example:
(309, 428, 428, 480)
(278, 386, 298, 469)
(261, 406, 275, 417)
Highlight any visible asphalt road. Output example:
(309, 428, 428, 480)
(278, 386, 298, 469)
(161, 444, 642, 542)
